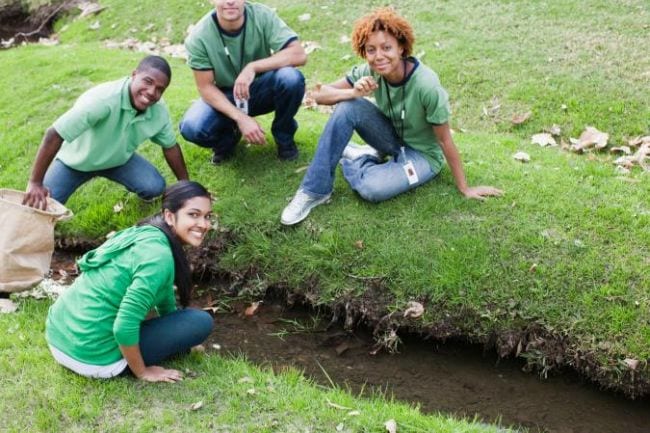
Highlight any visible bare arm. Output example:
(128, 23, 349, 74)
(192, 69, 267, 145)
(234, 40, 307, 100)
(119, 344, 182, 383)
(433, 123, 503, 200)
(162, 144, 189, 181)
(312, 76, 378, 106)
(23, 127, 64, 210)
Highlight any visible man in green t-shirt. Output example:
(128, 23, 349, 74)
(180, 0, 307, 164)
(23, 56, 189, 210)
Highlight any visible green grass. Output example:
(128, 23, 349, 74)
(0, 299, 512, 433)
(1, 0, 648, 396)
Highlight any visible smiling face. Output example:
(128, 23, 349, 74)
(129, 67, 170, 112)
(212, 0, 246, 30)
(364, 30, 405, 82)
(163, 196, 213, 247)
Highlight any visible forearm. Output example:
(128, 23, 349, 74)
(247, 43, 306, 75)
(198, 84, 244, 122)
(163, 145, 189, 180)
(313, 84, 358, 105)
(29, 127, 63, 185)
(119, 344, 147, 377)
(443, 144, 469, 194)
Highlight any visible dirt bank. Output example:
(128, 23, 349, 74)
(0, 0, 67, 45)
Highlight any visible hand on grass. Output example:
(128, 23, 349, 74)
(138, 366, 183, 383)
(462, 186, 503, 200)
(23, 181, 50, 210)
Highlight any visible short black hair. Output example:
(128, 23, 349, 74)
(136, 55, 172, 81)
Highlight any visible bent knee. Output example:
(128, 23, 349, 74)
(275, 67, 305, 91)
(355, 183, 392, 203)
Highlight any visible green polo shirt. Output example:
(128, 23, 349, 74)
(52, 77, 177, 172)
(46, 226, 177, 366)
(347, 58, 451, 172)
(185, 2, 297, 88)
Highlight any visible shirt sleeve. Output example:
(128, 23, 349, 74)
(112, 241, 175, 346)
(185, 31, 214, 71)
(422, 85, 451, 125)
(52, 92, 111, 143)
(149, 100, 177, 148)
(263, 7, 298, 52)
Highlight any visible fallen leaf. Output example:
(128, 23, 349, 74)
(294, 165, 309, 174)
(385, 419, 398, 433)
(339, 35, 351, 44)
(298, 13, 311, 21)
(244, 301, 261, 317)
(403, 301, 424, 319)
(190, 401, 203, 411)
(354, 240, 364, 249)
(238, 376, 254, 384)
(302, 40, 321, 55)
(113, 201, 124, 213)
(340, 54, 353, 61)
(336, 423, 345, 432)
(0, 299, 18, 314)
(347, 410, 361, 416)
(529, 263, 537, 273)
(531, 133, 557, 147)
(246, 388, 256, 395)
(571, 126, 609, 152)
(513, 151, 530, 163)
(211, 343, 222, 350)
(89, 20, 101, 30)
(549, 124, 562, 136)
(610, 146, 632, 155)
(624, 358, 640, 371)
(511, 111, 532, 125)
(38, 37, 59, 46)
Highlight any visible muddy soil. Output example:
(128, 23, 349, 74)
(208, 303, 650, 433)
(0, 1, 60, 44)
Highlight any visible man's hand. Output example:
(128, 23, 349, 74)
(23, 181, 50, 210)
(137, 366, 183, 383)
(461, 186, 503, 200)
(352, 76, 378, 98)
(234, 64, 256, 100)
(236, 115, 266, 145)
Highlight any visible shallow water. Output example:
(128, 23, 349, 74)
(208, 302, 650, 433)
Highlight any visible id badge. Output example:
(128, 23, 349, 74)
(234, 97, 249, 115)
(403, 160, 419, 185)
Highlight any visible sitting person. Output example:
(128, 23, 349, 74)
(179, 0, 307, 164)
(23, 55, 189, 210)
(281, 8, 502, 225)
(45, 181, 214, 382)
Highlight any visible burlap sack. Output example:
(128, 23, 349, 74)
(0, 189, 72, 293)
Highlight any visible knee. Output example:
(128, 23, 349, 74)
(333, 99, 364, 119)
(138, 174, 165, 200)
(188, 309, 214, 340)
(355, 180, 390, 203)
(179, 116, 203, 144)
(275, 67, 305, 94)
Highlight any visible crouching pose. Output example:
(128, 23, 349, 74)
(46, 181, 214, 382)
(281, 8, 502, 225)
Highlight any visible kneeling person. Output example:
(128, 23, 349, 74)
(23, 55, 189, 210)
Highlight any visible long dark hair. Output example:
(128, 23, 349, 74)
(138, 180, 211, 307)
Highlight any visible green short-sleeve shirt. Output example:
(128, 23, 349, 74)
(45, 226, 177, 366)
(347, 58, 451, 172)
(52, 77, 177, 172)
(185, 2, 298, 88)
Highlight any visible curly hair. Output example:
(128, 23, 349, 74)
(350, 7, 415, 59)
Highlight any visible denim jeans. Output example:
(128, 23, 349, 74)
(43, 154, 166, 204)
(139, 308, 213, 366)
(300, 98, 438, 202)
(179, 67, 305, 155)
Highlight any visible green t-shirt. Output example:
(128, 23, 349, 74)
(53, 77, 177, 172)
(185, 2, 297, 88)
(346, 58, 451, 172)
(46, 226, 177, 366)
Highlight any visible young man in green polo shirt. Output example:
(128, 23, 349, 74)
(179, 0, 307, 164)
(23, 56, 189, 210)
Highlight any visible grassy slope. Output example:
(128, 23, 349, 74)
(1, 0, 648, 393)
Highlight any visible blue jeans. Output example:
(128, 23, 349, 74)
(300, 98, 438, 202)
(179, 67, 305, 155)
(139, 308, 213, 366)
(43, 154, 166, 204)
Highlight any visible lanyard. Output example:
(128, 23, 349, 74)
(384, 59, 407, 142)
(217, 16, 247, 76)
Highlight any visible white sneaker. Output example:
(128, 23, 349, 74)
(341, 142, 380, 161)
(281, 189, 331, 225)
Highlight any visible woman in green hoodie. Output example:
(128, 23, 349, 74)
(46, 180, 214, 382)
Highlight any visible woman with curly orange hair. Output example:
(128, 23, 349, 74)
(281, 7, 502, 225)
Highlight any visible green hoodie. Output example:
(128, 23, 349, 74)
(46, 226, 176, 366)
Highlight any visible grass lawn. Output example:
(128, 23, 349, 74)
(1, 0, 648, 403)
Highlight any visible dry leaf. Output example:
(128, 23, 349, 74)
(113, 201, 124, 213)
(38, 37, 59, 46)
(511, 111, 531, 125)
(529, 263, 537, 273)
(294, 165, 309, 174)
(354, 240, 364, 249)
(531, 133, 557, 147)
(403, 301, 424, 319)
(339, 35, 351, 44)
(624, 358, 640, 371)
(0, 299, 18, 314)
(571, 126, 609, 152)
(298, 13, 311, 21)
(190, 401, 203, 411)
(336, 423, 345, 432)
(513, 151, 530, 163)
(211, 343, 222, 350)
(89, 20, 101, 30)
(347, 410, 361, 416)
(302, 40, 321, 55)
(238, 376, 254, 383)
(246, 388, 256, 395)
(385, 419, 398, 433)
(549, 124, 562, 136)
(610, 146, 632, 155)
(244, 301, 261, 317)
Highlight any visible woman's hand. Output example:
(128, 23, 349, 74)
(352, 76, 378, 97)
(461, 186, 503, 200)
(137, 366, 183, 383)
